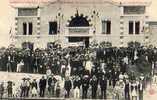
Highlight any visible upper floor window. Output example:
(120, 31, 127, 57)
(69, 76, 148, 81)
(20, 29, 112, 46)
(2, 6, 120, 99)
(129, 21, 140, 34)
(18, 8, 38, 16)
(49, 21, 57, 35)
(28, 22, 33, 35)
(129, 21, 134, 34)
(135, 21, 140, 34)
(102, 20, 111, 34)
(23, 22, 33, 35)
(124, 6, 145, 15)
(23, 23, 27, 35)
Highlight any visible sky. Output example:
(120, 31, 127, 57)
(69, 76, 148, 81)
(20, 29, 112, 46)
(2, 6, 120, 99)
(0, 0, 157, 47)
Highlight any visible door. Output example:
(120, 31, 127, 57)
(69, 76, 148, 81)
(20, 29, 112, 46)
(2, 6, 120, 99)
(68, 37, 89, 48)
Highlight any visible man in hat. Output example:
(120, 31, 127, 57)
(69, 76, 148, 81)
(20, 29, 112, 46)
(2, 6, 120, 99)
(25, 78, 30, 97)
(39, 76, 47, 97)
(138, 80, 144, 100)
(48, 75, 57, 97)
(82, 75, 90, 99)
(0, 82, 4, 98)
(90, 75, 98, 99)
(124, 79, 130, 100)
(100, 75, 107, 99)
(64, 77, 72, 98)
(73, 76, 81, 89)
(20, 78, 27, 97)
(7, 81, 13, 97)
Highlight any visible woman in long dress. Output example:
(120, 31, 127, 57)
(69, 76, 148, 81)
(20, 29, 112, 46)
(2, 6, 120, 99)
(119, 80, 125, 100)
(31, 79, 38, 97)
(113, 80, 125, 100)
(131, 80, 138, 100)
(113, 81, 120, 100)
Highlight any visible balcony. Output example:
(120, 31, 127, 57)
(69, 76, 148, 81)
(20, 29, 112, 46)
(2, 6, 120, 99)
(13, 35, 59, 42)
(65, 27, 93, 37)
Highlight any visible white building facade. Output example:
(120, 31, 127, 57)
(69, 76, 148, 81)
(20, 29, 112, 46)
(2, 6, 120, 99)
(10, 0, 151, 49)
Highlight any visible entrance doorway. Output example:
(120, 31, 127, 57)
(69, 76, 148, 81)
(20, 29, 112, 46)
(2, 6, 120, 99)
(68, 37, 89, 48)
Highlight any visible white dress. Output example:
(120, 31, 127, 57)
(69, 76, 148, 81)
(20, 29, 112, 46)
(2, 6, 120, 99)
(65, 64, 71, 77)
(32, 87, 37, 95)
(85, 60, 92, 73)
(12, 85, 17, 97)
(73, 87, 80, 99)
(16, 62, 24, 72)
(131, 83, 137, 97)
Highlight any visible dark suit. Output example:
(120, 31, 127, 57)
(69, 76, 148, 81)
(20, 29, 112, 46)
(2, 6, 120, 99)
(39, 78, 47, 97)
(100, 77, 107, 99)
(64, 79, 72, 98)
(73, 78, 81, 89)
(48, 77, 56, 96)
(138, 82, 144, 100)
(90, 78, 98, 99)
(82, 77, 89, 99)
(124, 82, 130, 100)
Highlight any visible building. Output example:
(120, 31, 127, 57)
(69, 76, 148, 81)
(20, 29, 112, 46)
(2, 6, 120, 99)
(146, 21, 157, 46)
(10, 0, 152, 49)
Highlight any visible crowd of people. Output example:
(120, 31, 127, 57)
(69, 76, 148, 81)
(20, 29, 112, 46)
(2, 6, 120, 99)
(0, 42, 157, 99)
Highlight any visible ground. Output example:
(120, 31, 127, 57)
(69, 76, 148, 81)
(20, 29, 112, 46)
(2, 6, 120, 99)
(1, 71, 157, 100)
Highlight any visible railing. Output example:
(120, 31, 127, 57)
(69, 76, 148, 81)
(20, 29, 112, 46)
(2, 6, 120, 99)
(66, 27, 91, 34)
(13, 35, 59, 41)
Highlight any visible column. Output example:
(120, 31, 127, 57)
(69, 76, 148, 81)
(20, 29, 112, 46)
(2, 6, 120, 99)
(37, 17, 40, 35)
(37, 7, 41, 35)
(120, 16, 124, 47)
(15, 8, 18, 35)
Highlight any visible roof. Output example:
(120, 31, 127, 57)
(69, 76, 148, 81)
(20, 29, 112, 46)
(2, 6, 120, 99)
(10, 0, 151, 7)
(9, 0, 150, 3)
(10, 0, 50, 3)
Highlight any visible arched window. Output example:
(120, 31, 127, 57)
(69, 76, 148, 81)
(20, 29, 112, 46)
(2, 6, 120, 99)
(68, 11, 90, 27)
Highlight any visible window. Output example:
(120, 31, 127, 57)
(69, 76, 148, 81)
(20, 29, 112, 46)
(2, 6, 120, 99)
(129, 21, 134, 34)
(28, 22, 33, 35)
(23, 22, 33, 35)
(23, 23, 27, 35)
(18, 8, 38, 16)
(128, 21, 140, 34)
(135, 21, 140, 34)
(49, 21, 57, 35)
(124, 6, 145, 14)
(107, 21, 111, 34)
(102, 20, 111, 34)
